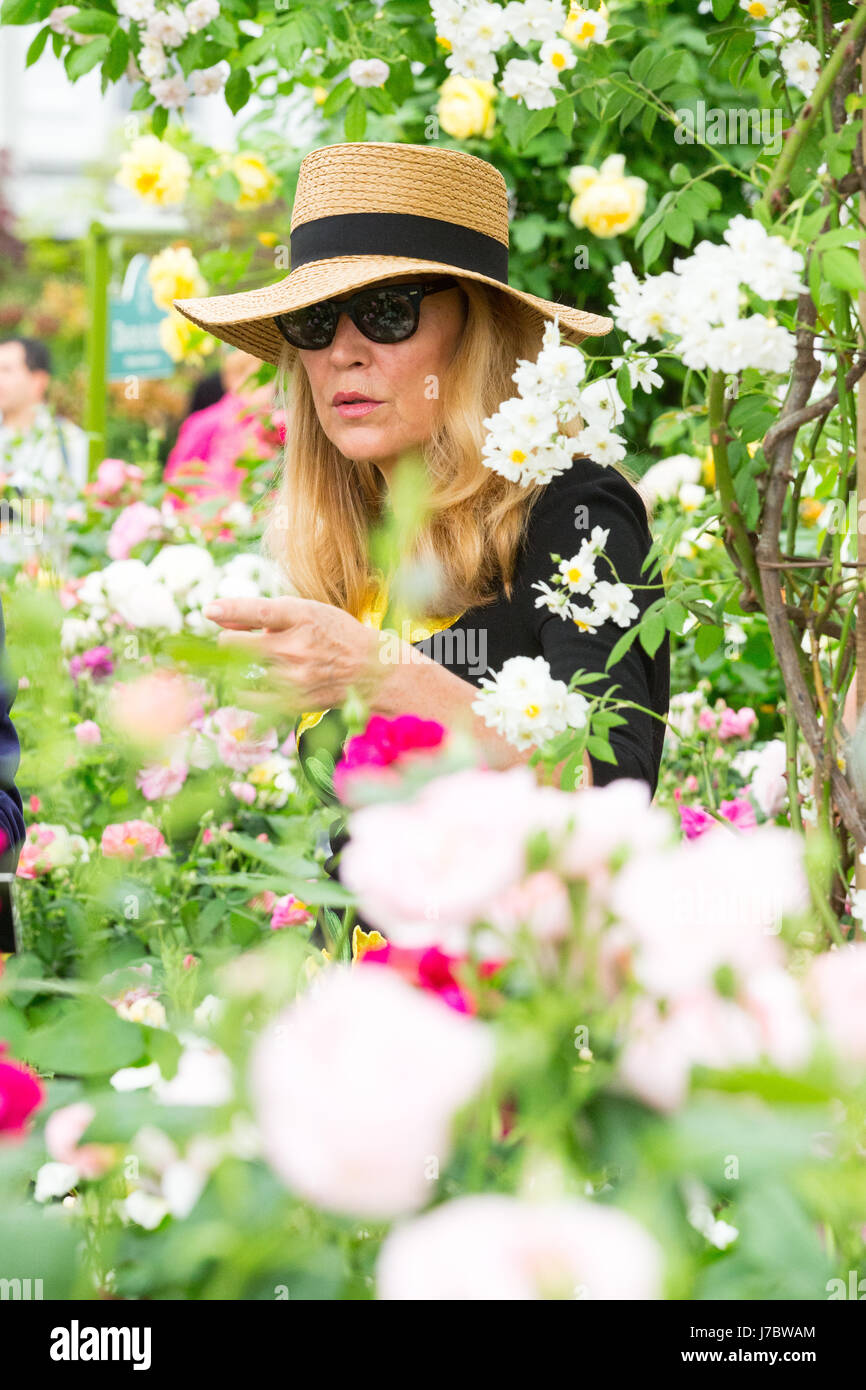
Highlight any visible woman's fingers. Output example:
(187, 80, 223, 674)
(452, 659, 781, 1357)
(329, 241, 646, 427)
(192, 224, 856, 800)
(203, 596, 309, 631)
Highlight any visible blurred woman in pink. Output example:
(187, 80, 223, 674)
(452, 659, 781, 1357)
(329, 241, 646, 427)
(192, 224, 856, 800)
(164, 348, 285, 514)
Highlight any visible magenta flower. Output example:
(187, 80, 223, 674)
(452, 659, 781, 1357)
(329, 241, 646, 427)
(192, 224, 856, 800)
(270, 894, 314, 929)
(0, 1043, 44, 1137)
(334, 714, 446, 803)
(69, 645, 115, 683)
(720, 796, 758, 831)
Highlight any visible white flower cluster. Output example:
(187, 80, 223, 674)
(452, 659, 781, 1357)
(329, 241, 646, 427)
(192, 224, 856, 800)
(738, 1, 820, 96)
(431, 0, 604, 109)
(471, 653, 590, 750)
(609, 215, 805, 375)
(531, 528, 639, 633)
(482, 320, 628, 485)
(72, 545, 283, 635)
(112, 0, 227, 107)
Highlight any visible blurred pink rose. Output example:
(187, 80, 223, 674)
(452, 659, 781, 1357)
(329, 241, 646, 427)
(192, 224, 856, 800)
(806, 944, 866, 1064)
(718, 706, 757, 741)
(334, 714, 447, 804)
(209, 707, 278, 773)
(136, 758, 189, 801)
(608, 823, 809, 1001)
(270, 894, 313, 929)
(376, 1194, 663, 1300)
(110, 671, 205, 749)
(73, 720, 102, 746)
(230, 781, 256, 806)
(101, 820, 170, 860)
(86, 458, 145, 508)
(249, 966, 494, 1218)
(45, 1101, 113, 1179)
(106, 501, 164, 561)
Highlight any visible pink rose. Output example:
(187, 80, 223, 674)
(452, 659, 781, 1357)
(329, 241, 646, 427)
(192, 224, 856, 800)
(334, 714, 447, 804)
(719, 796, 757, 831)
(718, 706, 757, 741)
(136, 758, 189, 801)
(0, 1043, 44, 1137)
(230, 781, 257, 806)
(269, 894, 314, 929)
(101, 820, 170, 860)
(45, 1101, 113, 1179)
(210, 707, 278, 772)
(74, 720, 102, 746)
(106, 501, 163, 561)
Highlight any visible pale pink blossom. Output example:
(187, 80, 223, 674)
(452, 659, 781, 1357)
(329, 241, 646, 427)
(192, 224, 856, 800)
(45, 1101, 113, 1179)
(607, 823, 810, 1000)
(229, 781, 256, 805)
(718, 706, 757, 741)
(340, 767, 541, 954)
(106, 501, 164, 560)
(748, 740, 788, 818)
(109, 670, 206, 749)
(806, 944, 866, 1064)
(249, 966, 494, 1218)
(73, 720, 102, 746)
(377, 1194, 663, 1300)
(136, 757, 189, 801)
(101, 820, 170, 860)
(209, 706, 278, 772)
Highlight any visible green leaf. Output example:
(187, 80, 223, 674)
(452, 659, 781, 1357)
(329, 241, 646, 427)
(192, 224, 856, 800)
(695, 622, 724, 660)
(520, 103, 555, 149)
(641, 224, 665, 269)
(669, 162, 690, 185)
(66, 10, 116, 34)
(225, 66, 252, 115)
(151, 104, 168, 138)
(513, 213, 547, 253)
(103, 27, 129, 82)
(712, 0, 737, 16)
(822, 247, 866, 294)
(20, 1002, 144, 1077)
(322, 76, 352, 116)
(555, 94, 574, 139)
(64, 35, 110, 80)
(130, 84, 155, 110)
(0, 0, 40, 22)
(663, 206, 694, 247)
(663, 600, 689, 633)
(344, 89, 367, 141)
(615, 363, 633, 410)
(639, 612, 667, 657)
(25, 25, 50, 67)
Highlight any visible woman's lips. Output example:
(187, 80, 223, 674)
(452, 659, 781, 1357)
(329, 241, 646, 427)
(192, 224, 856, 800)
(334, 399, 383, 419)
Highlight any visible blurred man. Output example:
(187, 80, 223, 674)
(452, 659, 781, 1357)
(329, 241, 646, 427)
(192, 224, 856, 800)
(0, 597, 25, 874)
(0, 337, 89, 497)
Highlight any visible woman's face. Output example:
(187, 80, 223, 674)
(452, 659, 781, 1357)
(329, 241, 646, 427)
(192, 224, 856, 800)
(298, 276, 467, 475)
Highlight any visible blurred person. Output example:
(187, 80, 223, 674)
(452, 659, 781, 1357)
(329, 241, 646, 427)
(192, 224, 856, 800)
(0, 337, 89, 499)
(163, 347, 283, 510)
(0, 597, 25, 875)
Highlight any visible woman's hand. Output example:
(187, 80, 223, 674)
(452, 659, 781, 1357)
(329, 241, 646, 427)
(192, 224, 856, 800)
(203, 595, 380, 712)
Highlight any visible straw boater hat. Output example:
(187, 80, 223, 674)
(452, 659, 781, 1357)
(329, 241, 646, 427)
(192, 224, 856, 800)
(172, 142, 613, 364)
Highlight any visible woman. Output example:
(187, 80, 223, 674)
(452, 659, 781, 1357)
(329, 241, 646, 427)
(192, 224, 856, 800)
(0, 596, 25, 874)
(173, 142, 670, 798)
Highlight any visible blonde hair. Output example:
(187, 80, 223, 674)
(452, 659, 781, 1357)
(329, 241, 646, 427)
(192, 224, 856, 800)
(262, 279, 649, 619)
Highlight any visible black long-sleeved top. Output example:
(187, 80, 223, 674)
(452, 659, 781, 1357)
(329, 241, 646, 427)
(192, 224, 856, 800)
(0, 598, 25, 870)
(416, 455, 669, 794)
(298, 455, 670, 801)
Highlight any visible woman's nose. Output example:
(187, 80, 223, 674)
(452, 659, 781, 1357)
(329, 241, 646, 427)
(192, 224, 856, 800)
(328, 312, 372, 367)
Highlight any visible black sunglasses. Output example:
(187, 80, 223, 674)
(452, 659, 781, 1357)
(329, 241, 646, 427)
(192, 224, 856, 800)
(273, 279, 457, 350)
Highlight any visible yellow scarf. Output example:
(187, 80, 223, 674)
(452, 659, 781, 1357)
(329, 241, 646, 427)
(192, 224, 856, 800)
(296, 584, 465, 737)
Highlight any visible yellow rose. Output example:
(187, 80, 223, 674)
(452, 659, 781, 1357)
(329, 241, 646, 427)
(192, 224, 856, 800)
(437, 75, 496, 139)
(799, 497, 825, 527)
(158, 309, 216, 365)
(115, 134, 191, 207)
(567, 154, 646, 238)
(147, 245, 207, 311)
(231, 153, 279, 210)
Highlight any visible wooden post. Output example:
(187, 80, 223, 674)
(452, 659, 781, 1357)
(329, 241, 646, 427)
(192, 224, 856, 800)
(84, 220, 109, 475)
(857, 48, 866, 891)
